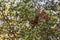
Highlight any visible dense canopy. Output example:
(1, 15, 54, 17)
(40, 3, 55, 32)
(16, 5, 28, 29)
(0, 0, 60, 40)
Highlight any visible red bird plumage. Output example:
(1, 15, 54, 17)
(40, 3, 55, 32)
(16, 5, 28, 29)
(43, 15, 49, 19)
(33, 18, 39, 23)
(32, 11, 48, 25)
(32, 13, 42, 24)
(37, 13, 42, 16)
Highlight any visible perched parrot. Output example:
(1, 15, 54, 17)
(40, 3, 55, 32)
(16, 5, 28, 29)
(32, 13, 42, 25)
(32, 11, 48, 25)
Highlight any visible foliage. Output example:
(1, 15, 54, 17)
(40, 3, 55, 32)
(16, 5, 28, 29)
(0, 0, 60, 40)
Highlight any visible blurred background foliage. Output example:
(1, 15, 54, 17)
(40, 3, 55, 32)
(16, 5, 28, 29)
(0, 0, 60, 40)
